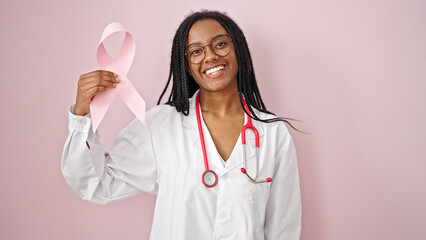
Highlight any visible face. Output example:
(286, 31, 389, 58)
(186, 19, 238, 93)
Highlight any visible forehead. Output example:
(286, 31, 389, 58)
(187, 19, 228, 45)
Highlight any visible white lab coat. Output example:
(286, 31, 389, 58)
(61, 89, 302, 240)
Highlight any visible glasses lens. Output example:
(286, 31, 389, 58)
(187, 46, 204, 64)
(186, 38, 232, 64)
(213, 38, 231, 57)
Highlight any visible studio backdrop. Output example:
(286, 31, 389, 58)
(0, 0, 425, 239)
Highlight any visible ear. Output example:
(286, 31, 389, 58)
(185, 61, 192, 76)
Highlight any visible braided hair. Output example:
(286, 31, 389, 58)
(157, 10, 303, 133)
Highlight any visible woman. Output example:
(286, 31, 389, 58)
(62, 10, 302, 240)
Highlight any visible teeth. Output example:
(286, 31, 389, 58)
(206, 65, 224, 75)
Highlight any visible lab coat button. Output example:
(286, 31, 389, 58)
(218, 212, 226, 220)
(79, 118, 87, 124)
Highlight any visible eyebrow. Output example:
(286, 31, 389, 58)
(187, 34, 229, 49)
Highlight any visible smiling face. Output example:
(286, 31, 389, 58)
(186, 19, 239, 93)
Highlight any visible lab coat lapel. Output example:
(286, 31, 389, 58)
(183, 90, 224, 170)
(220, 114, 264, 176)
(182, 90, 265, 176)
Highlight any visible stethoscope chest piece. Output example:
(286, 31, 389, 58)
(202, 170, 218, 188)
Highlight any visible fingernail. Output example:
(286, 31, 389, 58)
(116, 78, 120, 82)
(113, 83, 116, 87)
(114, 73, 117, 77)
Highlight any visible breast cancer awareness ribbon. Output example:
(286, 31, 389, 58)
(90, 22, 146, 132)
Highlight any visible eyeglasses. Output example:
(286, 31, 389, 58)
(186, 38, 233, 64)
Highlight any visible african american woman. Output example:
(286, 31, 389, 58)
(62, 10, 302, 240)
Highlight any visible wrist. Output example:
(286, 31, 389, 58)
(74, 104, 89, 116)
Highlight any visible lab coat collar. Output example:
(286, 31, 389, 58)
(183, 89, 264, 176)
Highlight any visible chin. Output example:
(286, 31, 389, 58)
(204, 81, 235, 92)
(196, 73, 237, 92)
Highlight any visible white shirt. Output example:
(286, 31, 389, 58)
(61, 90, 302, 240)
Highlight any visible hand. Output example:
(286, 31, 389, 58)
(74, 70, 120, 116)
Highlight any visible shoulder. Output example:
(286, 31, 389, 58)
(252, 108, 293, 147)
(145, 103, 181, 127)
(253, 109, 290, 134)
(146, 104, 176, 119)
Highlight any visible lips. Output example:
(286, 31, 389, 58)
(203, 64, 226, 79)
(203, 64, 225, 74)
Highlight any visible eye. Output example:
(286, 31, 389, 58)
(215, 41, 228, 49)
(190, 48, 203, 56)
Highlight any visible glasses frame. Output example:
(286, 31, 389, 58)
(185, 38, 233, 65)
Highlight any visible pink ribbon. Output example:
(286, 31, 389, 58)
(90, 22, 146, 132)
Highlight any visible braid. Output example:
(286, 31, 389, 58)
(157, 10, 305, 133)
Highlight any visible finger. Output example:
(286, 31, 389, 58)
(80, 70, 116, 79)
(80, 74, 121, 85)
(96, 86, 108, 93)
(86, 86, 108, 99)
(101, 75, 121, 83)
(81, 79, 117, 92)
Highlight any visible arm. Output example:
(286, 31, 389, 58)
(61, 105, 157, 205)
(264, 133, 302, 239)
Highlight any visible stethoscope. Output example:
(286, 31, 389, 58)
(196, 93, 273, 188)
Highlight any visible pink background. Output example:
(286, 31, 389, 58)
(1, 0, 425, 239)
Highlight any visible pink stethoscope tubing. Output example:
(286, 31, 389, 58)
(196, 94, 218, 188)
(240, 97, 272, 184)
(196, 93, 272, 188)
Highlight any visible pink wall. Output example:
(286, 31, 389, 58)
(1, 0, 425, 239)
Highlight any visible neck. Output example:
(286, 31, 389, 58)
(198, 87, 243, 118)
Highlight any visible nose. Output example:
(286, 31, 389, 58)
(204, 45, 217, 63)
